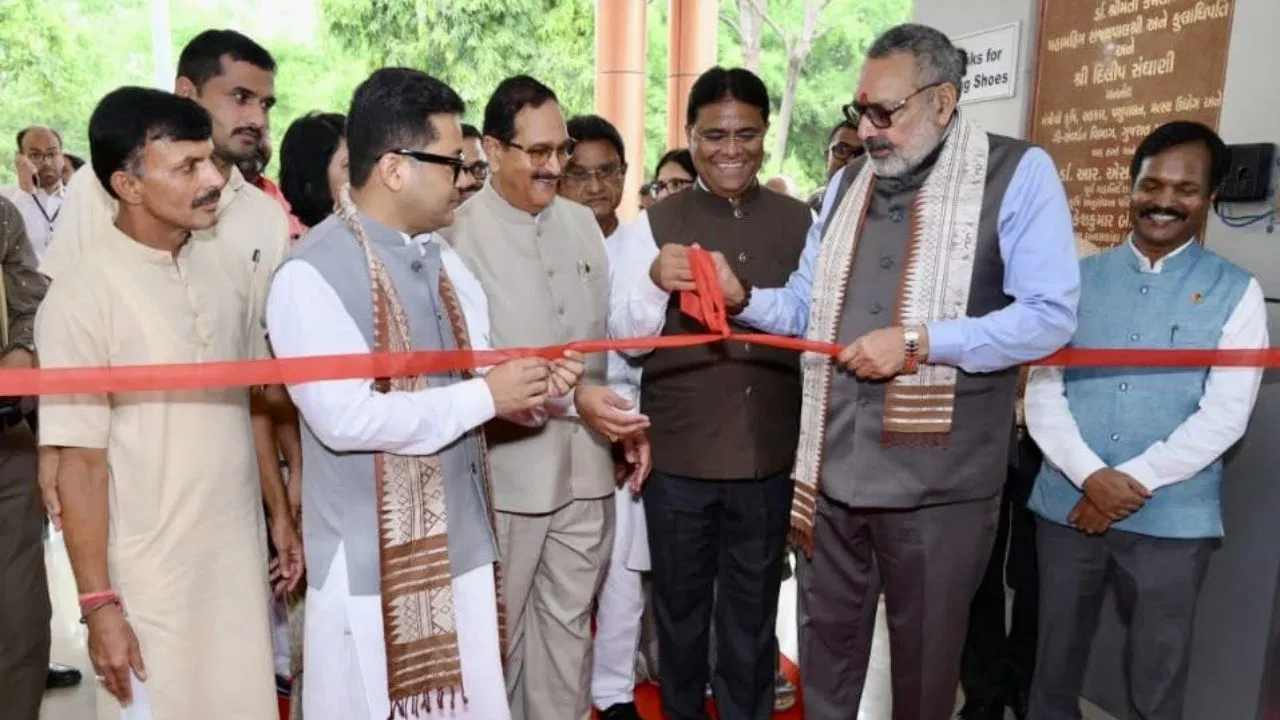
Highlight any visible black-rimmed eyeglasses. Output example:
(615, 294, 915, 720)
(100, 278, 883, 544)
(842, 82, 943, 129)
(385, 149, 468, 182)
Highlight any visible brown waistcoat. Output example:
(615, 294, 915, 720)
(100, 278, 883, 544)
(821, 134, 1031, 508)
(641, 185, 811, 480)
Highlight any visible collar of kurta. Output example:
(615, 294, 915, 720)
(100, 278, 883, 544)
(692, 178, 762, 218)
(215, 165, 247, 217)
(106, 222, 194, 265)
(1125, 235, 1199, 274)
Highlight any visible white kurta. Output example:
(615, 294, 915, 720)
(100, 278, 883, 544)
(36, 225, 275, 720)
(265, 232, 509, 720)
(590, 225, 651, 708)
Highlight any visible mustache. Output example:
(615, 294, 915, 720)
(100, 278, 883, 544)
(192, 188, 221, 208)
(234, 127, 262, 141)
(1139, 206, 1188, 221)
(864, 137, 895, 153)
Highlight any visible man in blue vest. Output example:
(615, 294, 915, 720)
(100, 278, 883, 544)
(1025, 120, 1268, 720)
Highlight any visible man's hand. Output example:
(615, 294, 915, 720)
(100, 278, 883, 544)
(549, 351, 586, 398)
(269, 513, 304, 597)
(1068, 497, 1114, 535)
(87, 604, 147, 704)
(619, 433, 653, 492)
(485, 357, 551, 416)
(0, 348, 35, 370)
(14, 154, 37, 193)
(575, 385, 650, 442)
(649, 243, 697, 292)
(837, 326, 928, 380)
(286, 471, 303, 526)
(710, 252, 747, 310)
(1081, 467, 1150, 520)
(38, 447, 61, 530)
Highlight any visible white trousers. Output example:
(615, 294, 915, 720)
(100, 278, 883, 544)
(590, 486, 649, 709)
(303, 545, 510, 720)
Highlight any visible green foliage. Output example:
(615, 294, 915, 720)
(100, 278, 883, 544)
(0, 0, 910, 195)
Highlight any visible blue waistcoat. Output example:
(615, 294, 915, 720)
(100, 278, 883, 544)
(1028, 241, 1251, 539)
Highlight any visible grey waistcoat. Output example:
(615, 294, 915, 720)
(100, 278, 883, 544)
(821, 133, 1030, 509)
(287, 213, 497, 595)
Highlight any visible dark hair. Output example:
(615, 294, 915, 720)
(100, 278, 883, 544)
(566, 114, 626, 163)
(280, 112, 346, 228)
(15, 126, 63, 152)
(685, 67, 771, 126)
(1130, 121, 1230, 196)
(461, 123, 482, 140)
(346, 67, 466, 188)
(177, 29, 276, 89)
(64, 153, 85, 171)
(483, 75, 558, 144)
(827, 120, 857, 144)
(89, 87, 212, 199)
(654, 148, 696, 181)
(867, 24, 967, 92)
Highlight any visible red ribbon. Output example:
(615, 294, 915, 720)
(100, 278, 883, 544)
(3, 248, 1272, 397)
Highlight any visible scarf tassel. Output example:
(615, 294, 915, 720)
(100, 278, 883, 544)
(387, 686, 467, 718)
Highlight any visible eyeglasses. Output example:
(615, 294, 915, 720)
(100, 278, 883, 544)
(24, 150, 62, 163)
(562, 163, 626, 187)
(830, 141, 864, 161)
(386, 149, 466, 182)
(463, 161, 490, 182)
(692, 129, 764, 149)
(651, 178, 694, 198)
(504, 139, 577, 167)
(842, 82, 943, 129)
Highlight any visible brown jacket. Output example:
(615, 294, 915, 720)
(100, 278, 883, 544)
(0, 195, 48, 349)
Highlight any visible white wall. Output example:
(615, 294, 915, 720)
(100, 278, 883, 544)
(912, 1, 1280, 718)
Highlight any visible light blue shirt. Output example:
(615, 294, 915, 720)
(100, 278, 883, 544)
(736, 147, 1081, 374)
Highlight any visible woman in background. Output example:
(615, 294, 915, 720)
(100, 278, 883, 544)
(650, 148, 695, 203)
(279, 112, 348, 232)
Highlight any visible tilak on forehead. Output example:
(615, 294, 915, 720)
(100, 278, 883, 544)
(859, 91, 869, 103)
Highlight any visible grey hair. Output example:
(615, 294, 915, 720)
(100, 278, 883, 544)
(867, 23, 968, 92)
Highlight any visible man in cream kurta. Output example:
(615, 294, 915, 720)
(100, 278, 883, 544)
(37, 224, 275, 720)
(441, 75, 623, 720)
(39, 162, 287, 359)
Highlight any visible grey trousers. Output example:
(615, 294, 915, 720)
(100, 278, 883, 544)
(1028, 518, 1215, 720)
(0, 421, 50, 720)
(799, 493, 1000, 720)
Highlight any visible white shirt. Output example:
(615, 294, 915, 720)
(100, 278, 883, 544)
(1026, 240, 1268, 492)
(265, 232, 499, 456)
(1, 185, 63, 260)
(606, 211, 673, 347)
(604, 225, 645, 406)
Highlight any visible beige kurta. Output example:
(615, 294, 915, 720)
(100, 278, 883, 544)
(36, 225, 275, 720)
(40, 164, 289, 359)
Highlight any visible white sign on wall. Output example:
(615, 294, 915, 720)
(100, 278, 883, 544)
(953, 22, 1021, 105)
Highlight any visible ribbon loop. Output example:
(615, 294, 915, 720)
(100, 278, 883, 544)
(678, 245, 730, 336)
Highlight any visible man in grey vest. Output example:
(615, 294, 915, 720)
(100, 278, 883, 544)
(442, 75, 644, 720)
(717, 24, 1080, 720)
(609, 66, 811, 720)
(266, 67, 584, 720)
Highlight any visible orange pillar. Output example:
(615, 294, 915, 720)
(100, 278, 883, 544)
(595, 0, 648, 222)
(666, 0, 719, 151)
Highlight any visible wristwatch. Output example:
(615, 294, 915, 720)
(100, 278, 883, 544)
(728, 284, 752, 316)
(903, 327, 921, 374)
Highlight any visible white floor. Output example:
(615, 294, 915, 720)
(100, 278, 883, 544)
(38, 533, 1114, 720)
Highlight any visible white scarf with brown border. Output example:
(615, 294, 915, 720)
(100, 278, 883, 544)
(790, 116, 988, 552)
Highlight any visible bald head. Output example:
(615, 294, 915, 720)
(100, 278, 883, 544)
(764, 175, 796, 197)
(17, 126, 65, 192)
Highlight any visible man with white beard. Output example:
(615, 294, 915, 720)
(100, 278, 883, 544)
(715, 24, 1080, 720)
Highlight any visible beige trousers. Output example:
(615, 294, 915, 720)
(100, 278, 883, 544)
(497, 498, 614, 720)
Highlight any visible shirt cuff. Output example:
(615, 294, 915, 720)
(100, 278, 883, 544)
(455, 376, 498, 429)
(924, 319, 965, 367)
(636, 276, 670, 315)
(736, 287, 767, 328)
(1115, 455, 1164, 493)
(547, 387, 579, 418)
(1062, 454, 1107, 490)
